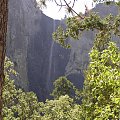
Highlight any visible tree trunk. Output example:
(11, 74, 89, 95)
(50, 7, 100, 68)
(0, 0, 8, 119)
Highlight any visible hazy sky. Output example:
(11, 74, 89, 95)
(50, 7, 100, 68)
(36, 0, 94, 20)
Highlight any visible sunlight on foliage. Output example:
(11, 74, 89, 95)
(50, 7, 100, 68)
(2, 0, 120, 119)
(81, 42, 120, 119)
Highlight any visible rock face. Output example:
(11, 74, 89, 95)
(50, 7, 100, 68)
(7, 0, 119, 101)
(7, 0, 70, 100)
(66, 3, 119, 85)
(27, 17, 70, 100)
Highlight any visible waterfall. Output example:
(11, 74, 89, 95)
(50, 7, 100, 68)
(47, 19, 55, 93)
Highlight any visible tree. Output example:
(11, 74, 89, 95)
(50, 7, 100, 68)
(2, 58, 82, 120)
(38, 0, 120, 51)
(2, 0, 119, 119)
(2, 57, 42, 120)
(41, 95, 82, 120)
(39, 0, 120, 119)
(0, 0, 8, 119)
(51, 76, 80, 100)
(81, 42, 120, 119)
(53, 6, 120, 51)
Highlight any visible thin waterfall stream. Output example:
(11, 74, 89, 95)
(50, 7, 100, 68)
(47, 19, 55, 93)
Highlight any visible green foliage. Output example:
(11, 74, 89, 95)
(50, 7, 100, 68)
(3, 45, 120, 119)
(41, 95, 82, 120)
(2, 58, 82, 120)
(3, 1, 120, 119)
(51, 76, 80, 100)
(2, 57, 42, 120)
(52, 26, 71, 49)
(53, 2, 120, 51)
(81, 42, 120, 119)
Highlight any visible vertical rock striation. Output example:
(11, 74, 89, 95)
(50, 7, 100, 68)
(7, 0, 119, 101)
(7, 0, 70, 100)
(27, 16, 70, 100)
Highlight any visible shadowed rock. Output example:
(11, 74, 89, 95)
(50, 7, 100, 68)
(7, 0, 119, 101)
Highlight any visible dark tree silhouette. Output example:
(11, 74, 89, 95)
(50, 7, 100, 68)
(0, 0, 8, 119)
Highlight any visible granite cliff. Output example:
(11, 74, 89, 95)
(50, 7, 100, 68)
(7, 0, 70, 101)
(7, 0, 119, 101)
(66, 3, 119, 87)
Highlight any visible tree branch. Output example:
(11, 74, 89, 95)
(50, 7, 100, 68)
(63, 0, 84, 19)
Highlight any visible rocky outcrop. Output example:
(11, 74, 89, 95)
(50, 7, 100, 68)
(7, 1, 119, 101)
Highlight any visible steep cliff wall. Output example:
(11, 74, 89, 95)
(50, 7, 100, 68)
(7, 0, 70, 100)
(27, 15, 70, 100)
(7, 1, 119, 101)
(66, 3, 119, 86)
(7, 0, 44, 91)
